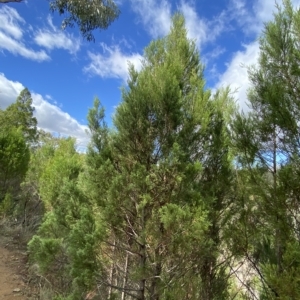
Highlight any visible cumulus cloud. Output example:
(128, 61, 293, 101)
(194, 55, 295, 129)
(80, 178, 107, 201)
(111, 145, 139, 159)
(34, 16, 81, 54)
(0, 6, 49, 62)
(216, 42, 259, 112)
(229, 0, 300, 36)
(216, 0, 300, 112)
(0, 6, 24, 39)
(179, 1, 207, 46)
(130, 0, 172, 38)
(32, 93, 89, 148)
(130, 0, 228, 51)
(0, 32, 50, 61)
(228, 0, 254, 34)
(0, 73, 24, 109)
(0, 73, 89, 148)
(84, 43, 143, 81)
(179, 1, 227, 50)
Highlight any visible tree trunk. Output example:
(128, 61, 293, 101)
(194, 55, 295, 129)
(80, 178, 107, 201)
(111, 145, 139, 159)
(149, 256, 161, 300)
(138, 208, 146, 300)
(108, 239, 116, 299)
(121, 252, 129, 300)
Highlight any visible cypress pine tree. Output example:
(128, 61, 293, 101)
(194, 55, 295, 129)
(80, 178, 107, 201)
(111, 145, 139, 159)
(86, 14, 235, 300)
(232, 1, 300, 298)
(2, 88, 38, 144)
(28, 138, 102, 299)
(0, 128, 29, 206)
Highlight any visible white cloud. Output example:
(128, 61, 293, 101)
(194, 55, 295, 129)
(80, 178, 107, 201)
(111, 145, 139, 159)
(204, 46, 225, 63)
(0, 8, 80, 59)
(216, 41, 260, 112)
(216, 0, 300, 112)
(253, 0, 300, 33)
(179, 1, 207, 47)
(0, 32, 50, 61)
(0, 73, 24, 109)
(130, 0, 227, 51)
(0, 73, 89, 148)
(130, 0, 172, 38)
(228, 0, 253, 34)
(229, 0, 300, 36)
(0, 6, 50, 61)
(292, 0, 300, 8)
(0, 6, 24, 39)
(34, 16, 81, 54)
(179, 1, 227, 49)
(45, 94, 52, 101)
(32, 93, 89, 148)
(84, 43, 143, 81)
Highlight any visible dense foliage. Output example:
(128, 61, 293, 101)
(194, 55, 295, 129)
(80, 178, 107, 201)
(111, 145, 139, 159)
(83, 14, 235, 300)
(0, 88, 36, 207)
(2, 1, 300, 299)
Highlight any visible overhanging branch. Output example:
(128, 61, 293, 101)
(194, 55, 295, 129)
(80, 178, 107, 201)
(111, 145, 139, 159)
(0, 0, 22, 3)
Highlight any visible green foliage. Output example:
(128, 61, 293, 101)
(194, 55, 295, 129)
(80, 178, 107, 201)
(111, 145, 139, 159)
(28, 138, 102, 299)
(0, 127, 30, 203)
(83, 13, 235, 300)
(39, 138, 81, 208)
(1, 88, 38, 144)
(0, 192, 13, 214)
(9, 2, 300, 299)
(22, 130, 59, 193)
(49, 0, 120, 41)
(9, 3, 300, 299)
(0, 89, 36, 208)
(17, 130, 64, 231)
(260, 242, 300, 299)
(29, 232, 63, 272)
(231, 1, 300, 298)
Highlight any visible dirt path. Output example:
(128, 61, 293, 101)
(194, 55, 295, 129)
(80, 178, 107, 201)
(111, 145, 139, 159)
(0, 243, 27, 299)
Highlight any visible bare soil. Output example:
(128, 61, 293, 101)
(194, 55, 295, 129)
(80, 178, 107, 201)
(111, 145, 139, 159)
(0, 243, 27, 299)
(0, 228, 38, 299)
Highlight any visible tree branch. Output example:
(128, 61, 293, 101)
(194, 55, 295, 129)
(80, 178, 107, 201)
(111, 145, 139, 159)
(0, 0, 22, 3)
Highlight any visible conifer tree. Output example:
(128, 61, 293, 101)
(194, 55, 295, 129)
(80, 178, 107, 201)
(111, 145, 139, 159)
(232, 1, 300, 298)
(0, 127, 29, 205)
(20, 130, 60, 229)
(1, 88, 38, 144)
(28, 138, 101, 299)
(86, 14, 235, 300)
(0, 89, 36, 211)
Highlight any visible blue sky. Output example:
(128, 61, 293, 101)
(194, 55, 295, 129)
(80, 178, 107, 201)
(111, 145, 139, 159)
(1, 0, 299, 149)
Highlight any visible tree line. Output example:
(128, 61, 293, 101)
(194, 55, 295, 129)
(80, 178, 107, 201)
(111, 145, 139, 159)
(1, 1, 300, 299)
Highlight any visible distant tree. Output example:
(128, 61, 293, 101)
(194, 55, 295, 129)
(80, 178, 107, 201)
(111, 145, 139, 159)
(0, 88, 36, 213)
(0, 0, 120, 41)
(19, 130, 61, 229)
(0, 88, 38, 144)
(0, 127, 29, 205)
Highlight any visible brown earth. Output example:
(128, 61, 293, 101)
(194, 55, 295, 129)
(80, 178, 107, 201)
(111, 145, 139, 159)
(0, 229, 38, 300)
(0, 244, 27, 299)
